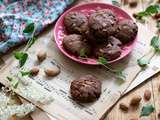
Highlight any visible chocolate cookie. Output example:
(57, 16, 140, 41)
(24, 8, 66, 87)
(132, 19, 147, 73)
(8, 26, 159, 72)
(114, 19, 138, 44)
(63, 34, 91, 56)
(70, 74, 101, 103)
(95, 43, 122, 61)
(88, 9, 117, 40)
(64, 12, 88, 34)
(84, 29, 107, 44)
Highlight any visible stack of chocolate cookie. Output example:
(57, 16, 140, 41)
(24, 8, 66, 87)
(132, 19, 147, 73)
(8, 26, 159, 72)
(63, 9, 138, 61)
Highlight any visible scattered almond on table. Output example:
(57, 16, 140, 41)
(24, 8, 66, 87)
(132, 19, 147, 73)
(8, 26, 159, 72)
(31, 67, 39, 75)
(44, 66, 60, 77)
(153, 13, 160, 19)
(130, 95, 141, 106)
(158, 84, 160, 92)
(37, 50, 47, 62)
(128, 0, 138, 8)
(144, 89, 151, 101)
(130, 118, 139, 120)
(119, 102, 129, 112)
(158, 111, 160, 118)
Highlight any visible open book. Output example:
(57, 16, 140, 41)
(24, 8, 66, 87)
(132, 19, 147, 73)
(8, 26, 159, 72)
(0, 20, 159, 120)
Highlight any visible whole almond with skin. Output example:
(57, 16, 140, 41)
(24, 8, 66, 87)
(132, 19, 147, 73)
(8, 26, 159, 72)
(44, 66, 60, 77)
(37, 51, 47, 62)
(119, 103, 129, 112)
(158, 84, 160, 92)
(129, 0, 138, 7)
(130, 95, 141, 106)
(144, 89, 151, 101)
(31, 67, 39, 75)
(130, 118, 139, 120)
(158, 111, 160, 118)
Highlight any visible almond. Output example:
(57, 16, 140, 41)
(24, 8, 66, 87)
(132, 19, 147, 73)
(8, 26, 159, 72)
(130, 118, 139, 120)
(158, 111, 160, 118)
(119, 102, 129, 111)
(144, 89, 151, 101)
(31, 67, 39, 75)
(129, 0, 138, 8)
(130, 95, 141, 106)
(37, 51, 47, 62)
(153, 13, 160, 19)
(44, 66, 60, 77)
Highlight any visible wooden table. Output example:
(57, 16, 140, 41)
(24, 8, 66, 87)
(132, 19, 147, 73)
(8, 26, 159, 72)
(1, 1, 160, 120)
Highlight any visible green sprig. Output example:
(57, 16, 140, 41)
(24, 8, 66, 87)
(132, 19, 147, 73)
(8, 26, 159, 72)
(7, 76, 19, 89)
(140, 104, 155, 117)
(14, 52, 28, 67)
(97, 57, 126, 81)
(134, 5, 160, 20)
(150, 36, 160, 52)
(137, 57, 149, 68)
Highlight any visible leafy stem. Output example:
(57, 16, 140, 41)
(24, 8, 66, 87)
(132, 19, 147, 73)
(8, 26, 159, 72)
(24, 23, 37, 51)
(14, 22, 36, 67)
(98, 57, 126, 81)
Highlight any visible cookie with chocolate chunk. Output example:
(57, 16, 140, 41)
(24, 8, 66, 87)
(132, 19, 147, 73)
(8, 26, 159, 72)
(95, 43, 122, 61)
(64, 12, 88, 34)
(63, 34, 91, 56)
(114, 19, 138, 44)
(70, 75, 101, 103)
(88, 9, 117, 40)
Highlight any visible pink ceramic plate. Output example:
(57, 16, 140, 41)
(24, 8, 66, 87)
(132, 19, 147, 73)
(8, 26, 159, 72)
(54, 3, 138, 65)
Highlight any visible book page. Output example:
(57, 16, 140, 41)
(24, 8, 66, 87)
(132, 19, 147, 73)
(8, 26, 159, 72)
(0, 22, 157, 120)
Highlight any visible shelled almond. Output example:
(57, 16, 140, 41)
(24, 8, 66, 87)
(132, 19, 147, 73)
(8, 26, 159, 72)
(158, 84, 160, 92)
(144, 89, 151, 101)
(44, 66, 60, 77)
(128, 0, 138, 8)
(119, 102, 129, 111)
(37, 51, 47, 62)
(130, 95, 141, 106)
(31, 67, 39, 75)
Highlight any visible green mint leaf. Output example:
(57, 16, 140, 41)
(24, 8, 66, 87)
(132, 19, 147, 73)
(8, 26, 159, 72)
(20, 71, 32, 77)
(7, 76, 13, 81)
(136, 5, 160, 19)
(12, 79, 19, 89)
(14, 51, 24, 59)
(112, 0, 121, 7)
(23, 23, 35, 33)
(145, 5, 159, 14)
(19, 53, 28, 67)
(137, 11, 148, 17)
(79, 48, 88, 58)
(97, 57, 108, 65)
(27, 37, 36, 49)
(7, 76, 19, 89)
(140, 104, 155, 117)
(115, 71, 126, 81)
(14, 52, 28, 67)
(137, 57, 149, 68)
(150, 36, 160, 52)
